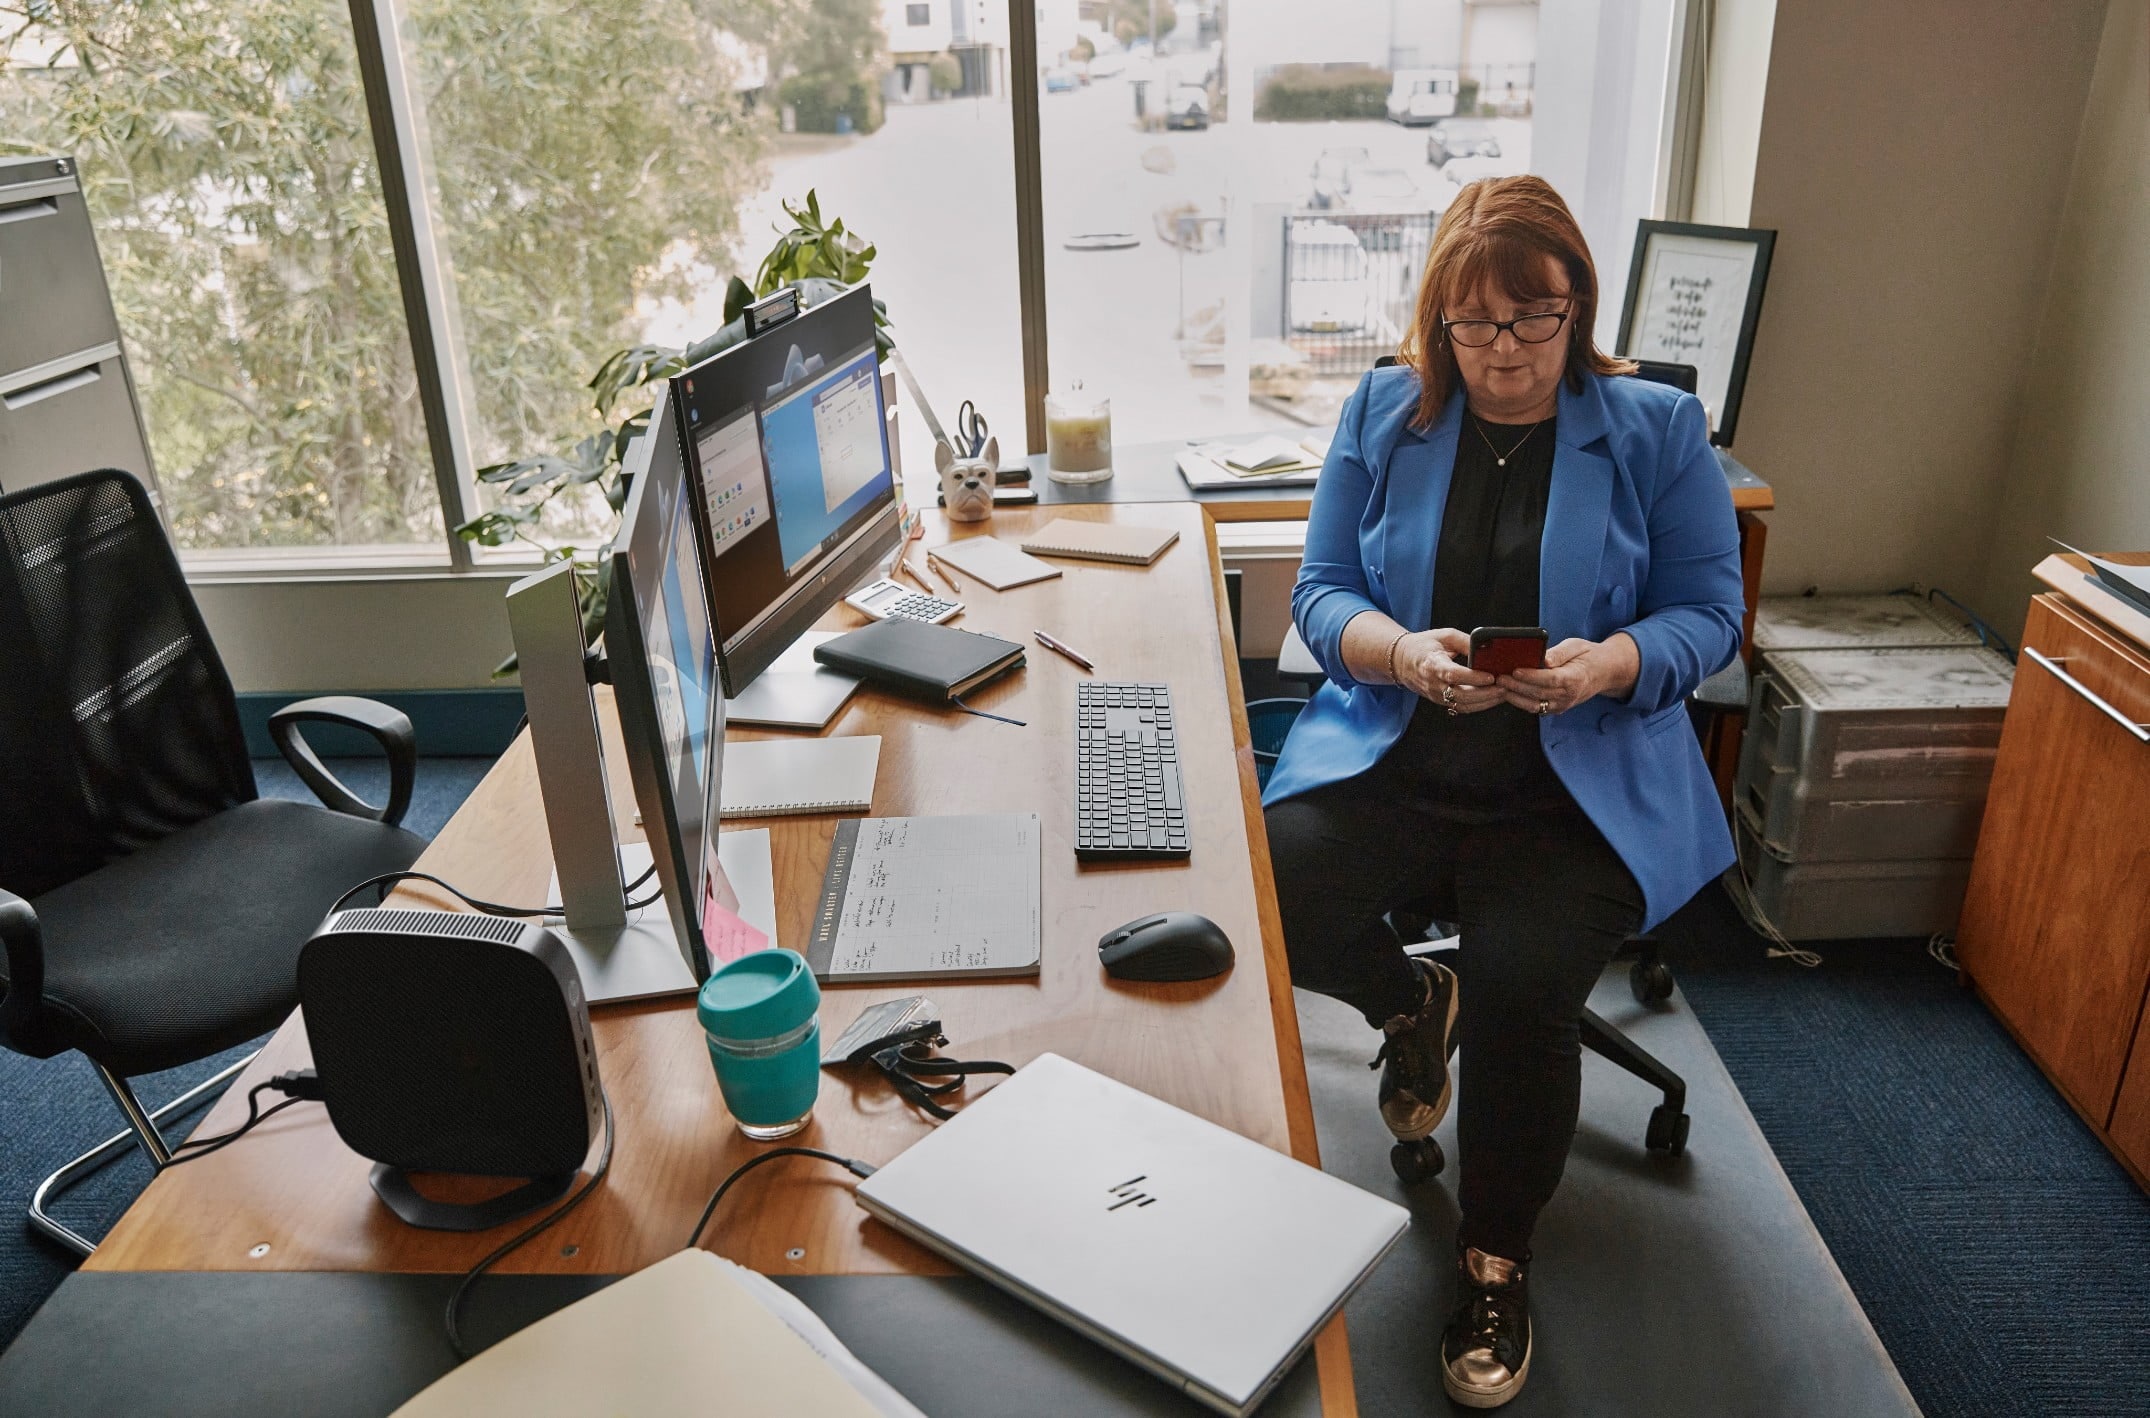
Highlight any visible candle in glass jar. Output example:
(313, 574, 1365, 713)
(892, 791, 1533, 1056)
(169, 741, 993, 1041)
(1045, 390, 1113, 482)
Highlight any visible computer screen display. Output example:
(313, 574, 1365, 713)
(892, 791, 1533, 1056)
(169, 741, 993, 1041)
(673, 284, 901, 693)
(606, 392, 725, 981)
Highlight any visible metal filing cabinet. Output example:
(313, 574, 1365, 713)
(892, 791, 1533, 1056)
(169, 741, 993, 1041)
(1734, 643, 2015, 939)
(0, 155, 159, 499)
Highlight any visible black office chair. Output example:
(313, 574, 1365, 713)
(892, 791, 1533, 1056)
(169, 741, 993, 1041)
(0, 469, 427, 1255)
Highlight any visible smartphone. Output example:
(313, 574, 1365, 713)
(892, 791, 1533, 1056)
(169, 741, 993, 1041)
(1469, 626, 1549, 675)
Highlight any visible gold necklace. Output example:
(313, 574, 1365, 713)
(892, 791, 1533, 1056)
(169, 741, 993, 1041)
(1470, 415, 1546, 468)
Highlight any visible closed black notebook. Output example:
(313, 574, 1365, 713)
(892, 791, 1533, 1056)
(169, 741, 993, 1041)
(813, 618, 1025, 701)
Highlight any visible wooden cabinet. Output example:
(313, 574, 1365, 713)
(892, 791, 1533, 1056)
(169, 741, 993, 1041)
(1958, 591, 2150, 1188)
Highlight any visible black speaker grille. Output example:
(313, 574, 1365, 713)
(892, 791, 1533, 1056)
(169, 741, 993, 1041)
(328, 907, 530, 945)
(298, 918, 595, 1177)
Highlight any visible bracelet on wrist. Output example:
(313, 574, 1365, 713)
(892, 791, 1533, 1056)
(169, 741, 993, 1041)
(1386, 632, 1407, 685)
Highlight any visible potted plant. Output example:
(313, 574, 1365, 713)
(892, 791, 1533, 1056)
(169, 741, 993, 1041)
(458, 191, 891, 666)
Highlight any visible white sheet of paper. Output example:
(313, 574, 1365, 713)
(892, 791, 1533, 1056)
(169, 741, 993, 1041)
(828, 813, 1041, 978)
(1628, 233, 1760, 430)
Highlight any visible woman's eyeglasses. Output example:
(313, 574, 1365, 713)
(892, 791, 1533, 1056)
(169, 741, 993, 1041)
(1440, 310, 1570, 348)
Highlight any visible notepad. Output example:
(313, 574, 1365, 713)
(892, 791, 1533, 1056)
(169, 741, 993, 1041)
(807, 814, 1042, 982)
(927, 535, 1062, 590)
(388, 1249, 921, 1418)
(1222, 435, 1317, 473)
(719, 736, 880, 818)
(1020, 518, 1181, 566)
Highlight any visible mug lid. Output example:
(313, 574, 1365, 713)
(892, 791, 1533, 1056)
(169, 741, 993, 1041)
(697, 949, 819, 1040)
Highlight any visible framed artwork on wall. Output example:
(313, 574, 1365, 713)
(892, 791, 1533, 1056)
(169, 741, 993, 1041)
(1615, 221, 1777, 446)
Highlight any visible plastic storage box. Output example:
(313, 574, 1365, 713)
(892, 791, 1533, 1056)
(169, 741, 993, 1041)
(1752, 594, 1982, 653)
(1732, 645, 2014, 937)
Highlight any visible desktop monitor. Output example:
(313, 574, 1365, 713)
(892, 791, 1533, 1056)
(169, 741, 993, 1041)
(671, 284, 901, 695)
(605, 391, 724, 984)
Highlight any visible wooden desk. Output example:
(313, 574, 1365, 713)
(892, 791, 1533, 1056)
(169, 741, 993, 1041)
(89, 502, 1357, 1413)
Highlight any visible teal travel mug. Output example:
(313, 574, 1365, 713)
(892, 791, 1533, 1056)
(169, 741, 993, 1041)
(697, 950, 822, 1140)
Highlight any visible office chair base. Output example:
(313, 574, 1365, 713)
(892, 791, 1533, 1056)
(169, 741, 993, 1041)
(27, 1053, 256, 1257)
(1390, 1136, 1447, 1183)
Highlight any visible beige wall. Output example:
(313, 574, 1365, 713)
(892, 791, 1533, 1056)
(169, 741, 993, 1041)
(1728, 0, 2107, 612)
(194, 571, 520, 694)
(1979, 0, 2150, 631)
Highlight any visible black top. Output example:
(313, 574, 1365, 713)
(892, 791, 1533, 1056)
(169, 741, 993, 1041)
(1383, 413, 1565, 807)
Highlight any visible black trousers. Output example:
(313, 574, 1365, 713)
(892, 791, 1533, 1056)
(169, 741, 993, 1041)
(1265, 774, 1645, 1260)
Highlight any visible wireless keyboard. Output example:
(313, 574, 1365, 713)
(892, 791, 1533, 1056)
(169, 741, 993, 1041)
(1075, 682, 1190, 860)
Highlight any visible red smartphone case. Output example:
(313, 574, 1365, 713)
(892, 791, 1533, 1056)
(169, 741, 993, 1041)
(1469, 632, 1548, 676)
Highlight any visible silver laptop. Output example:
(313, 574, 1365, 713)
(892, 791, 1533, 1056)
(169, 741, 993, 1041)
(854, 1053, 1408, 1416)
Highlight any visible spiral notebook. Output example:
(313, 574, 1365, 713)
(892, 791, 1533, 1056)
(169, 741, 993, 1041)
(1019, 518, 1180, 566)
(719, 736, 881, 819)
(807, 813, 1041, 982)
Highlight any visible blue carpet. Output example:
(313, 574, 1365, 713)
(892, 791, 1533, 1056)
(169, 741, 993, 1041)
(1660, 888, 2150, 1418)
(0, 757, 494, 1352)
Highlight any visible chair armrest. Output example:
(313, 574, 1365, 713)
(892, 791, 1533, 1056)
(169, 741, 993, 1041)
(268, 696, 417, 828)
(0, 887, 48, 1051)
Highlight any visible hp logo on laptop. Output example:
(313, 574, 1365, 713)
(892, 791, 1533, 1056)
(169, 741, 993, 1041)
(1107, 1175, 1159, 1212)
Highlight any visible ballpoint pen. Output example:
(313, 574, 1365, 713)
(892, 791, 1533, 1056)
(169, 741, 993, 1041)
(1033, 629, 1095, 671)
(926, 551, 962, 594)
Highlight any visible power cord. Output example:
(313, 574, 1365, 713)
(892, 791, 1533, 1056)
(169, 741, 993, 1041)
(160, 1070, 324, 1169)
(445, 1090, 616, 1360)
(685, 1148, 878, 1252)
(1723, 861, 1823, 968)
(331, 864, 660, 920)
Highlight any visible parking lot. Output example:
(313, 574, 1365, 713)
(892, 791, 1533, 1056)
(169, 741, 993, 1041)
(640, 73, 1531, 450)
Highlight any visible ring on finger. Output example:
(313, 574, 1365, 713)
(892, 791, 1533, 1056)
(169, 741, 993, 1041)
(1441, 683, 1456, 707)
(1536, 698, 1552, 716)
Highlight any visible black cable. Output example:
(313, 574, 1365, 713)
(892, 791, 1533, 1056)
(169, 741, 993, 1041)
(685, 1148, 878, 1252)
(445, 1090, 616, 1361)
(331, 867, 661, 921)
(160, 1071, 323, 1169)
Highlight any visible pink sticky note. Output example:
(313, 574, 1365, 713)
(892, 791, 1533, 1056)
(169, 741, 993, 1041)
(700, 861, 769, 966)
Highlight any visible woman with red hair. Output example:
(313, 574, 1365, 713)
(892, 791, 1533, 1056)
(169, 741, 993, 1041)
(1263, 176, 1743, 1408)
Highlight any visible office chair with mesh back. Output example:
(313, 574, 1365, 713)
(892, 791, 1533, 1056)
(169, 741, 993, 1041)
(0, 469, 427, 1255)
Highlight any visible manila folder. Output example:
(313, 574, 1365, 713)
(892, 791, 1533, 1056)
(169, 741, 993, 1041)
(390, 1250, 891, 1417)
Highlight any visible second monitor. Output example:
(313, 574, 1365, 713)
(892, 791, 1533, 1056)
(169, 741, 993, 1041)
(673, 284, 902, 698)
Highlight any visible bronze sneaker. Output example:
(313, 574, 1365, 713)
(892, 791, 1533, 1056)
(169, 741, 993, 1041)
(1442, 1246, 1533, 1409)
(1368, 958, 1458, 1142)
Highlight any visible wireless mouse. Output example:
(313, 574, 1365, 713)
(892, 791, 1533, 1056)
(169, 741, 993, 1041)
(1098, 912, 1234, 983)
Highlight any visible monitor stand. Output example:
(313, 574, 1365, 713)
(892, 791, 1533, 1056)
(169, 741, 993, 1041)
(544, 841, 695, 1004)
(508, 559, 703, 1005)
(724, 630, 861, 731)
(544, 835, 778, 1004)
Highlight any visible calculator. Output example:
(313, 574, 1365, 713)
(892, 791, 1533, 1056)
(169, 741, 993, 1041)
(845, 577, 963, 624)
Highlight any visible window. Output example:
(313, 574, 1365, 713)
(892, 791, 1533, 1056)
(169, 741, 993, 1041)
(1, 0, 1682, 570)
(1035, 0, 1672, 448)
(0, 0, 442, 554)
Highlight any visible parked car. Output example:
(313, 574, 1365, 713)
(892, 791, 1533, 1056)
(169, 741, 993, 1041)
(1426, 118, 1503, 167)
(1287, 221, 1376, 334)
(1164, 84, 1209, 130)
(1308, 146, 1370, 210)
(1331, 165, 1434, 250)
(1044, 66, 1080, 94)
(1385, 68, 1460, 126)
(1440, 156, 1511, 189)
(1088, 49, 1129, 79)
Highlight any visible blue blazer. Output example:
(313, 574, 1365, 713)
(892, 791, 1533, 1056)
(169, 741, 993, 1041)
(1261, 366, 1745, 931)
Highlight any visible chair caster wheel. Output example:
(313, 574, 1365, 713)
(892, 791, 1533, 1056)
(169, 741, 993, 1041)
(1630, 958, 1675, 1004)
(1389, 1137, 1445, 1183)
(1646, 1104, 1690, 1156)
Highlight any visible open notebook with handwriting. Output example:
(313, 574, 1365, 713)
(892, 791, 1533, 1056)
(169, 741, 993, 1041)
(806, 814, 1041, 983)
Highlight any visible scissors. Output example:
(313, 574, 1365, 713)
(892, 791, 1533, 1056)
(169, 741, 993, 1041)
(953, 400, 989, 459)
